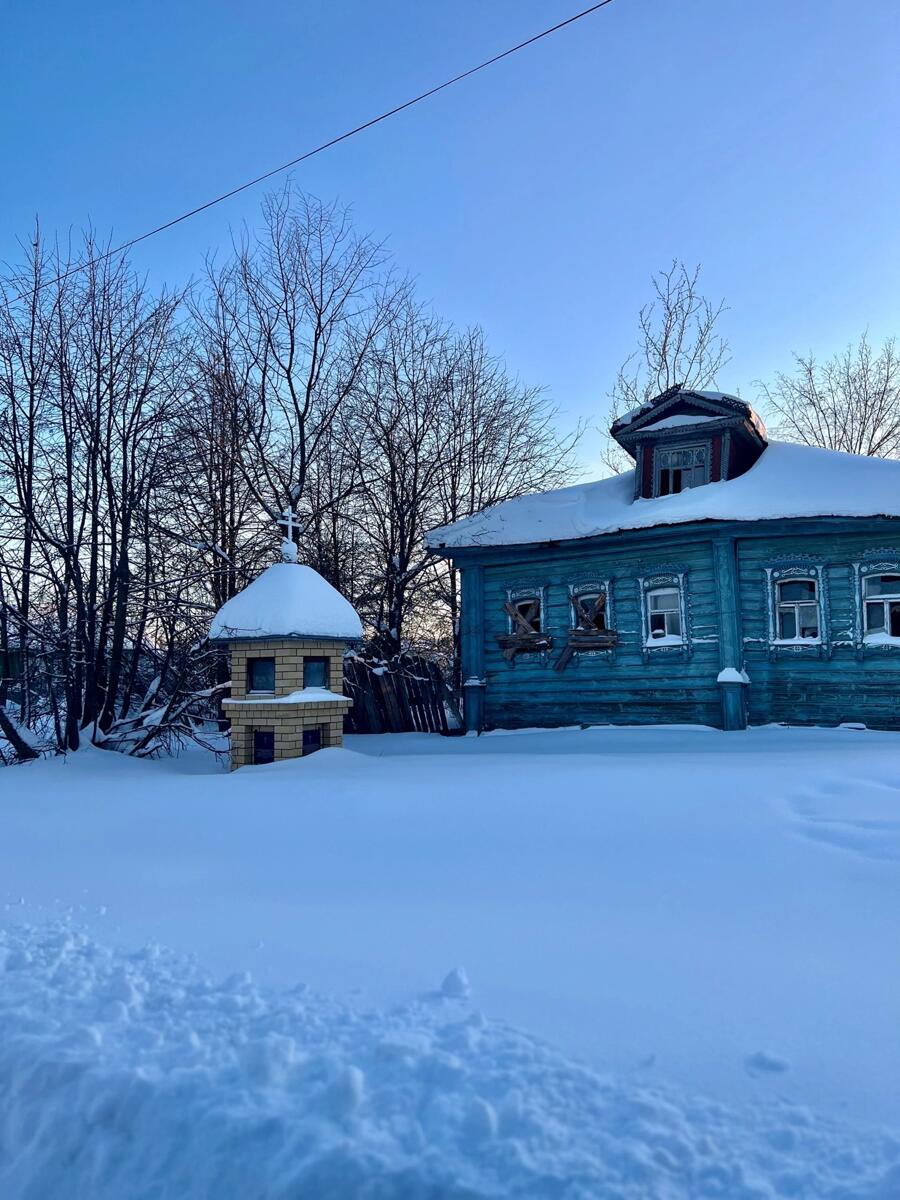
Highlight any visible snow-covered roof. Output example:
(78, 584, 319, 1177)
(209, 563, 363, 642)
(426, 443, 900, 550)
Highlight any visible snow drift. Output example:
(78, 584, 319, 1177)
(2, 922, 898, 1199)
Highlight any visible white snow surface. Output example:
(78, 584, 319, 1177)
(3, 726, 900, 1194)
(640, 412, 719, 429)
(209, 563, 362, 642)
(3, 920, 898, 1200)
(228, 688, 349, 705)
(427, 442, 900, 548)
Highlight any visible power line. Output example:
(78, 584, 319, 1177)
(28, 1, 616, 293)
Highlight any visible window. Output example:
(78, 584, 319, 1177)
(303, 656, 329, 688)
(511, 596, 541, 633)
(253, 729, 275, 765)
(247, 657, 275, 693)
(646, 587, 682, 642)
(655, 444, 708, 496)
(302, 727, 322, 755)
(571, 592, 606, 631)
(776, 579, 819, 640)
(863, 574, 900, 638)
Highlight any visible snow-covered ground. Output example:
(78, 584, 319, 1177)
(3, 726, 900, 1196)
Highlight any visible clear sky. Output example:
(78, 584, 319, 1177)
(4, 0, 899, 473)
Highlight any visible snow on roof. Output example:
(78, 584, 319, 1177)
(641, 413, 719, 430)
(209, 563, 363, 642)
(426, 442, 900, 550)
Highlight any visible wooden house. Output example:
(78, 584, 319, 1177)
(427, 386, 900, 732)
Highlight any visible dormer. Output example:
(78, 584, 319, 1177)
(609, 385, 768, 501)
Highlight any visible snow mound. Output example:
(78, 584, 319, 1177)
(209, 563, 363, 642)
(427, 442, 900, 548)
(2, 923, 898, 1199)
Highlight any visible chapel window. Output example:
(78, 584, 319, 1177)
(646, 587, 682, 642)
(303, 656, 329, 688)
(247, 656, 276, 693)
(776, 579, 819, 640)
(253, 729, 275, 765)
(863, 574, 900, 638)
(655, 444, 708, 496)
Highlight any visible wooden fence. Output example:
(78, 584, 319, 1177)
(343, 654, 462, 735)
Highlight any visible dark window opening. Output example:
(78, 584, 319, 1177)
(248, 657, 275, 693)
(303, 656, 329, 688)
(302, 727, 322, 755)
(253, 729, 275, 765)
(655, 445, 708, 496)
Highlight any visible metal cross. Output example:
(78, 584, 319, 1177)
(277, 509, 304, 541)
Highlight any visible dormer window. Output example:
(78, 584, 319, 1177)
(655, 445, 708, 496)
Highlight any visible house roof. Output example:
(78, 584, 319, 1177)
(426, 442, 900, 551)
(209, 563, 363, 642)
(610, 387, 767, 444)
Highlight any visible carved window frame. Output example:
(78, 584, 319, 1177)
(567, 578, 616, 663)
(653, 441, 711, 497)
(637, 568, 691, 662)
(851, 553, 900, 655)
(501, 582, 551, 666)
(764, 562, 830, 659)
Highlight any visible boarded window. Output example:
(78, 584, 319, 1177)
(511, 596, 541, 633)
(303, 656, 329, 688)
(863, 575, 900, 637)
(253, 729, 275, 765)
(777, 579, 819, 640)
(247, 657, 275, 693)
(572, 592, 606, 631)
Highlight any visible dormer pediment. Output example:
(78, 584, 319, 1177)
(609, 386, 768, 500)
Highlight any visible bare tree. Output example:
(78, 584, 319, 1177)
(601, 261, 730, 473)
(760, 334, 900, 458)
(218, 184, 400, 545)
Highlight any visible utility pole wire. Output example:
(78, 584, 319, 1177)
(22, 0, 615, 294)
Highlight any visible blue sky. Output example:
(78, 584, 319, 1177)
(4, 0, 899, 473)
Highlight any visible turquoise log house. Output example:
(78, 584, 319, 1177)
(427, 386, 900, 733)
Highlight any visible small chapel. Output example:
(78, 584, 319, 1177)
(209, 542, 362, 768)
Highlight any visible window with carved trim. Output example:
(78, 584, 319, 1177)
(776, 579, 819, 641)
(863, 574, 900, 638)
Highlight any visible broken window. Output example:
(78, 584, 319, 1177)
(571, 592, 606, 631)
(776, 579, 819, 640)
(655, 444, 708, 496)
(863, 574, 900, 638)
(497, 592, 552, 661)
(511, 596, 541, 634)
(646, 587, 682, 642)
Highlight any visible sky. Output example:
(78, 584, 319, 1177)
(4, 0, 899, 475)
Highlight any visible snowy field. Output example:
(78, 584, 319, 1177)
(3, 725, 900, 1197)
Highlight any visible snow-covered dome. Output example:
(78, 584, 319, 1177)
(209, 563, 363, 642)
